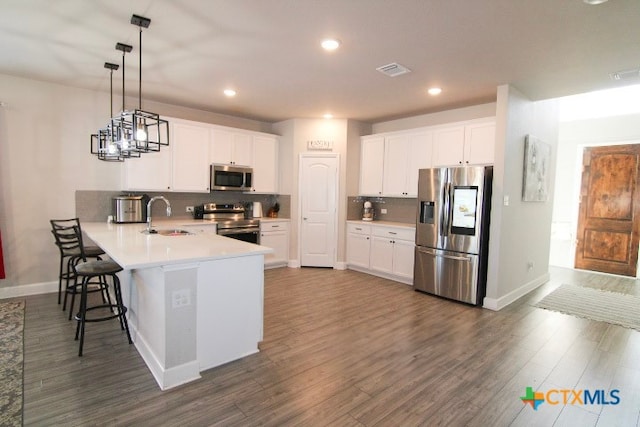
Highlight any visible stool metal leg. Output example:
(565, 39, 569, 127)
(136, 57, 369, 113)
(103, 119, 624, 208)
(75, 276, 89, 357)
(113, 275, 132, 344)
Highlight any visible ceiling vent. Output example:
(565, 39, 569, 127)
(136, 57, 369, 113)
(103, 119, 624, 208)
(376, 62, 411, 77)
(609, 68, 640, 81)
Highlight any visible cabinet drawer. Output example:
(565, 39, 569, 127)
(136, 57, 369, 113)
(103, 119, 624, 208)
(260, 221, 289, 232)
(371, 226, 415, 241)
(347, 223, 371, 235)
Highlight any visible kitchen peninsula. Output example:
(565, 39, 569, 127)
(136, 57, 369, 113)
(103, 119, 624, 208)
(81, 221, 272, 390)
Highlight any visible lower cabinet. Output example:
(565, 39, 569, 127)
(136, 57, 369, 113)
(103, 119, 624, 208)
(260, 220, 289, 268)
(346, 221, 415, 285)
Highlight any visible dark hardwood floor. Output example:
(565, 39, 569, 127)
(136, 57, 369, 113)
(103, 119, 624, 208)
(20, 266, 640, 426)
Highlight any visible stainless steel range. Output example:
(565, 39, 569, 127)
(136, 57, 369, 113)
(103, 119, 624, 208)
(203, 203, 260, 243)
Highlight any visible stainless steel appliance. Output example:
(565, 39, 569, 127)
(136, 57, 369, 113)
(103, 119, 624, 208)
(210, 164, 253, 191)
(113, 194, 149, 223)
(202, 203, 260, 243)
(413, 166, 492, 305)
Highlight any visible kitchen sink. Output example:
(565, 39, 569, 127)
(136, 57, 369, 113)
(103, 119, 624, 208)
(142, 229, 193, 236)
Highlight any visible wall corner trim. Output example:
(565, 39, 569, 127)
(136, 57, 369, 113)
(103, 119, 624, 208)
(482, 272, 550, 311)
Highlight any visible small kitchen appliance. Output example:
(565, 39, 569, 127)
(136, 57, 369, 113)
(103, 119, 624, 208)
(113, 194, 149, 223)
(252, 201, 263, 218)
(362, 201, 374, 221)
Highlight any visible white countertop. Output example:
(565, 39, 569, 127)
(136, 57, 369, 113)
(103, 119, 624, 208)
(347, 219, 415, 229)
(82, 221, 273, 270)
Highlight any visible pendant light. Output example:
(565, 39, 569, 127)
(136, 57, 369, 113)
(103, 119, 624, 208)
(116, 14, 169, 154)
(91, 62, 124, 161)
(110, 42, 141, 158)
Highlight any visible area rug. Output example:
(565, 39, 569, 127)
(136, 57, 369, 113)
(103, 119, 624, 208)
(535, 284, 640, 331)
(0, 300, 25, 427)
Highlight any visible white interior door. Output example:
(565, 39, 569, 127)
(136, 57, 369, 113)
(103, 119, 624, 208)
(299, 155, 338, 267)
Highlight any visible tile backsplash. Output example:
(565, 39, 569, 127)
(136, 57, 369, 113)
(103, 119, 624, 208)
(76, 190, 290, 222)
(347, 196, 417, 224)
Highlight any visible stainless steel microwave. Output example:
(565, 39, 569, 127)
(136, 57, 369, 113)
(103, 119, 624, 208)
(210, 164, 253, 191)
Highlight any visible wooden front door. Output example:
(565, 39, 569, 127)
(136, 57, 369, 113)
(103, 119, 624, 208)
(575, 144, 640, 276)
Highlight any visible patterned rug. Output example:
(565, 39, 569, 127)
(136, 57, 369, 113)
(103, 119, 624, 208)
(0, 300, 24, 427)
(535, 284, 640, 331)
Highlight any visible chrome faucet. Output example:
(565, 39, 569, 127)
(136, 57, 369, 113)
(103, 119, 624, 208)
(147, 196, 172, 233)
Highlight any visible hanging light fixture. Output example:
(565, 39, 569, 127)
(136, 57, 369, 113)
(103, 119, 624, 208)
(115, 14, 169, 154)
(109, 41, 141, 158)
(91, 62, 125, 161)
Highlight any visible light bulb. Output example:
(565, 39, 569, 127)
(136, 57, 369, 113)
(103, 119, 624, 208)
(136, 127, 147, 141)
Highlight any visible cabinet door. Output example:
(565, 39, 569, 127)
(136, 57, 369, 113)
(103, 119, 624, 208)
(261, 230, 288, 265)
(171, 121, 210, 192)
(370, 236, 394, 274)
(433, 126, 465, 167)
(347, 232, 371, 269)
(210, 128, 234, 164)
(392, 239, 415, 281)
(383, 134, 410, 197)
(406, 131, 433, 197)
(464, 122, 495, 165)
(124, 147, 172, 191)
(360, 136, 385, 196)
(252, 135, 278, 193)
(232, 133, 253, 167)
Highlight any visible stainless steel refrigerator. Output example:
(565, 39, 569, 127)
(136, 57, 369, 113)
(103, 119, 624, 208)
(413, 166, 493, 305)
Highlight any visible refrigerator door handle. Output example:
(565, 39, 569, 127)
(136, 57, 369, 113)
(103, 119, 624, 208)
(441, 182, 451, 236)
(438, 253, 472, 262)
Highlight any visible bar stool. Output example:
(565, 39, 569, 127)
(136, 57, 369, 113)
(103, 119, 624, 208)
(50, 219, 108, 319)
(49, 218, 104, 310)
(69, 224, 132, 356)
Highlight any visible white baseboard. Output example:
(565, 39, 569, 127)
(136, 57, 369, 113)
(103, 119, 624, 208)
(0, 281, 58, 300)
(482, 272, 550, 311)
(288, 259, 300, 268)
(334, 262, 347, 270)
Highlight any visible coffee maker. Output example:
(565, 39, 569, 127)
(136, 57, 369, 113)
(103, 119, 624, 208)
(362, 201, 374, 221)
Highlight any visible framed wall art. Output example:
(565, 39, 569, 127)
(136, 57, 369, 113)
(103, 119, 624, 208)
(522, 135, 551, 202)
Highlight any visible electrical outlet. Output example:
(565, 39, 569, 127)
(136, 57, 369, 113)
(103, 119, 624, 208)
(381, 208, 388, 214)
(186, 206, 194, 213)
(172, 289, 191, 308)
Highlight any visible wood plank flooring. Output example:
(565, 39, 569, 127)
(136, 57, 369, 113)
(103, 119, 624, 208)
(19, 266, 640, 426)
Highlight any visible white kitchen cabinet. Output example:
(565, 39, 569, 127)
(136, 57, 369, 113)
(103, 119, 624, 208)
(346, 223, 372, 270)
(251, 135, 279, 193)
(210, 128, 253, 166)
(383, 131, 432, 197)
(432, 120, 495, 166)
(464, 121, 495, 165)
(171, 119, 211, 192)
(123, 144, 172, 191)
(346, 221, 415, 285)
(260, 220, 289, 268)
(369, 226, 415, 283)
(359, 136, 385, 196)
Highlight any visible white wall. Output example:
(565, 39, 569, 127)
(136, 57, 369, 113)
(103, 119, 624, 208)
(483, 85, 559, 310)
(0, 73, 271, 294)
(371, 103, 497, 134)
(549, 113, 640, 268)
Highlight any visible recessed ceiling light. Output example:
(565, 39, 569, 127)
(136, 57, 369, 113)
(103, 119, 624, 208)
(583, 0, 608, 4)
(427, 87, 442, 96)
(321, 39, 341, 51)
(223, 89, 236, 97)
(323, 113, 333, 119)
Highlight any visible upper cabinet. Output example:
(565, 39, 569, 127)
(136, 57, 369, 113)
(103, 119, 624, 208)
(171, 119, 211, 193)
(123, 117, 279, 194)
(432, 120, 495, 167)
(251, 135, 279, 193)
(210, 128, 253, 167)
(383, 131, 432, 197)
(359, 136, 385, 196)
(359, 130, 433, 198)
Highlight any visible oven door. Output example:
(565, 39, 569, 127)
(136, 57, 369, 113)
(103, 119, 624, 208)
(218, 228, 260, 244)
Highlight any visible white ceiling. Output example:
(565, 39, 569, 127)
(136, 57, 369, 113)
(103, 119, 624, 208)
(1, 0, 639, 123)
